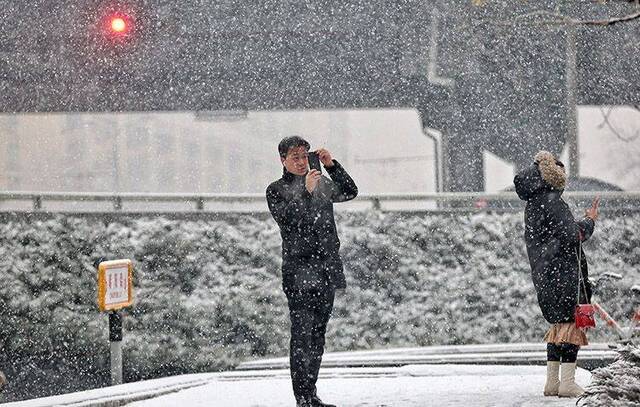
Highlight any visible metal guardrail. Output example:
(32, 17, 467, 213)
(0, 191, 639, 212)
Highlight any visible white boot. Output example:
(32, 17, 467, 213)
(558, 362, 584, 397)
(543, 361, 560, 396)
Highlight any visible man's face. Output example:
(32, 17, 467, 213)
(281, 145, 309, 176)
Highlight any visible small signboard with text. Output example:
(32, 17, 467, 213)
(98, 259, 133, 312)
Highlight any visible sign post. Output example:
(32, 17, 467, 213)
(98, 259, 133, 386)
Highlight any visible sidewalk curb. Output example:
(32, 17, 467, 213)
(1, 375, 217, 407)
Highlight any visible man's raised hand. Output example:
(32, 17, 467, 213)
(306, 169, 322, 193)
(316, 148, 334, 168)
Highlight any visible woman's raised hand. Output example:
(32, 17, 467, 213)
(585, 196, 601, 221)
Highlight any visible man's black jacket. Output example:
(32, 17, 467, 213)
(266, 160, 358, 293)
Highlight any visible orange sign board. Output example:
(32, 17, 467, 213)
(98, 259, 133, 311)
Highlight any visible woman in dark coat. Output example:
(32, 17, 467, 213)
(514, 151, 599, 398)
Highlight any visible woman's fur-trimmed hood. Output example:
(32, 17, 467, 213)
(534, 150, 566, 190)
(514, 150, 566, 201)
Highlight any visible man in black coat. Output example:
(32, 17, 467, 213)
(266, 136, 358, 407)
(514, 150, 599, 398)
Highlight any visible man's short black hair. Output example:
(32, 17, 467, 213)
(278, 136, 310, 158)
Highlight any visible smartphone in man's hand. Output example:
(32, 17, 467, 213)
(308, 151, 322, 172)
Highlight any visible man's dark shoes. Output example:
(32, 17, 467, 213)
(311, 395, 336, 407)
(297, 395, 336, 407)
(296, 397, 314, 407)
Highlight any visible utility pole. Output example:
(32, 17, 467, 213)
(112, 122, 121, 193)
(566, 24, 579, 178)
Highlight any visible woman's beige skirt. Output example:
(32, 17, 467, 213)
(544, 322, 588, 346)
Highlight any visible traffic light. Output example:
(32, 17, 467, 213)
(111, 17, 127, 33)
(106, 13, 133, 39)
(77, 2, 150, 79)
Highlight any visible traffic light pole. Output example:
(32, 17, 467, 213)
(109, 310, 123, 385)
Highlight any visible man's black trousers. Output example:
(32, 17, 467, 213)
(286, 287, 335, 401)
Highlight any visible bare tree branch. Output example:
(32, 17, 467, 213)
(597, 106, 614, 128)
(598, 107, 640, 142)
(581, 9, 640, 26)
(479, 8, 640, 27)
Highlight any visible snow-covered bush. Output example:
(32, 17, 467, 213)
(0, 210, 638, 401)
(578, 345, 640, 407)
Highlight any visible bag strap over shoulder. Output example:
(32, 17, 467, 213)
(576, 239, 589, 304)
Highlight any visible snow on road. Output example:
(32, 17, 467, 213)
(127, 365, 591, 407)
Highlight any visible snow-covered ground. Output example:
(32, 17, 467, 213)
(1, 344, 605, 407)
(126, 365, 591, 407)
(0, 364, 591, 407)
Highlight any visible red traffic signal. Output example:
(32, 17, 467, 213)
(111, 17, 127, 33)
(106, 14, 133, 37)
